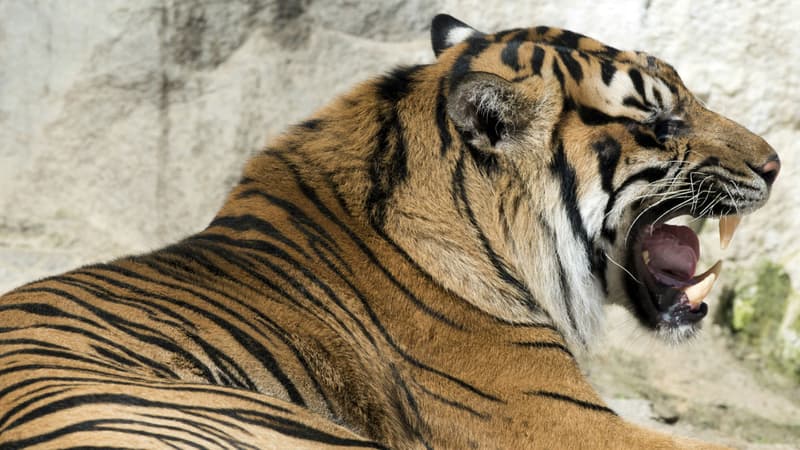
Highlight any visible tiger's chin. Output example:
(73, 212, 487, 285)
(619, 204, 746, 344)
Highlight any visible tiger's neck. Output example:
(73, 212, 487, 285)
(218, 63, 598, 350)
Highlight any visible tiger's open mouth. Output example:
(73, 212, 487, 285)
(625, 208, 742, 330)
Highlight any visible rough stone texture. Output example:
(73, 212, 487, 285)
(1, 0, 799, 446)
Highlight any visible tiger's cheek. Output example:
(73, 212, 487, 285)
(559, 133, 623, 243)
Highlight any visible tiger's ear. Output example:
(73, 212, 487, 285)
(431, 14, 483, 57)
(447, 72, 537, 154)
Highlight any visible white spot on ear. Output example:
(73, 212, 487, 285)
(447, 26, 476, 46)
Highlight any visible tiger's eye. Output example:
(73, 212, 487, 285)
(654, 119, 685, 142)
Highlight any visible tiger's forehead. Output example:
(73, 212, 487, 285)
(449, 26, 688, 123)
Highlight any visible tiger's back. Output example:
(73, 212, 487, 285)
(0, 14, 778, 449)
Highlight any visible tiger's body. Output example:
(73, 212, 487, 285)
(0, 15, 779, 449)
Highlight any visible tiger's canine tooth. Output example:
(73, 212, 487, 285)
(642, 250, 650, 265)
(719, 215, 742, 249)
(682, 260, 723, 307)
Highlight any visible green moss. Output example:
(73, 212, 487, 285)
(728, 261, 791, 345)
(720, 261, 800, 381)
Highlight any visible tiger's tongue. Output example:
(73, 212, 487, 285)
(642, 224, 700, 287)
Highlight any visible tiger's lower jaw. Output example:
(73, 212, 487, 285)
(622, 209, 743, 341)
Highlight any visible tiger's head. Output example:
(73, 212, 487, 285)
(379, 15, 779, 348)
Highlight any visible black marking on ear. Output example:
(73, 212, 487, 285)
(549, 141, 591, 258)
(557, 49, 583, 83)
(501, 38, 523, 71)
(531, 46, 545, 76)
(628, 68, 647, 101)
(600, 61, 617, 85)
(593, 136, 622, 194)
(432, 14, 479, 57)
(435, 78, 452, 156)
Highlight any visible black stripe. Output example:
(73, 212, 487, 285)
(557, 48, 583, 83)
(630, 128, 664, 150)
(549, 141, 591, 255)
(2, 321, 178, 379)
(2, 394, 385, 449)
(593, 136, 622, 194)
(376, 65, 424, 103)
(627, 68, 647, 101)
(267, 154, 504, 405)
(536, 215, 581, 341)
(602, 166, 669, 237)
(0, 338, 67, 351)
(208, 214, 311, 259)
(240, 171, 466, 332)
(493, 28, 523, 42)
(58, 273, 255, 388)
(435, 78, 452, 156)
(451, 37, 491, 81)
(453, 152, 538, 314)
(530, 45, 545, 76)
(78, 267, 302, 400)
(525, 390, 617, 415)
(551, 56, 566, 88)
(417, 383, 491, 420)
(651, 86, 663, 108)
(550, 30, 585, 50)
(596, 45, 620, 59)
(622, 95, 650, 113)
(500, 38, 523, 71)
(600, 60, 616, 85)
(511, 341, 574, 358)
(366, 102, 409, 229)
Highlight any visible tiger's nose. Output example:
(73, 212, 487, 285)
(755, 156, 780, 186)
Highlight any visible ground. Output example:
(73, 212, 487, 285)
(586, 306, 800, 449)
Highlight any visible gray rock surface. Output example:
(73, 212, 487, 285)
(1, 0, 799, 446)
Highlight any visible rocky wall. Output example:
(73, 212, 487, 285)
(1, 1, 799, 446)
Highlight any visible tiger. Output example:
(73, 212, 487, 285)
(0, 13, 780, 449)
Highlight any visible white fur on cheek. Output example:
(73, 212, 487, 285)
(549, 202, 605, 349)
(578, 183, 609, 240)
